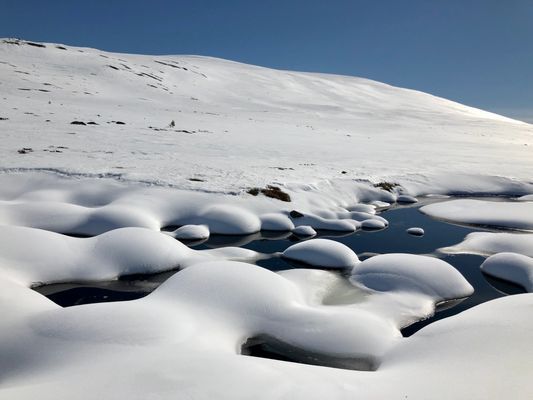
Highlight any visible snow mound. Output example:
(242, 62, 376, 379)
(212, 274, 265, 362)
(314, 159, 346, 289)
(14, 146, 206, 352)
(282, 239, 360, 268)
(292, 225, 317, 237)
(260, 213, 295, 231)
(351, 253, 474, 302)
(421, 199, 533, 231)
(168, 224, 210, 240)
(396, 195, 418, 204)
(481, 253, 533, 292)
(406, 227, 424, 236)
(193, 204, 261, 235)
(361, 219, 387, 230)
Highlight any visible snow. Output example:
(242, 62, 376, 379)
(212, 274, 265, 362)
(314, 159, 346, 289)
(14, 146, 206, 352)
(1, 39, 532, 199)
(361, 219, 387, 230)
(406, 227, 424, 236)
(481, 253, 533, 292)
(1, 38, 533, 399)
(351, 253, 474, 302)
(396, 194, 418, 204)
(282, 239, 360, 268)
(421, 199, 533, 231)
(292, 225, 317, 237)
(441, 232, 533, 257)
(260, 213, 295, 231)
(167, 224, 210, 240)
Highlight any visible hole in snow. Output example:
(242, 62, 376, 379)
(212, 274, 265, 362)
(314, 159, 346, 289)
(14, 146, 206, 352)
(241, 335, 378, 371)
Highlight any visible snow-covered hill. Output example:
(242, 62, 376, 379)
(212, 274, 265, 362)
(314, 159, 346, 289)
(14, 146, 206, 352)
(1, 38, 532, 194)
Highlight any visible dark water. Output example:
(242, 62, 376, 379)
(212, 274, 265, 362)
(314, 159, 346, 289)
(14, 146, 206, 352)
(34, 198, 526, 337)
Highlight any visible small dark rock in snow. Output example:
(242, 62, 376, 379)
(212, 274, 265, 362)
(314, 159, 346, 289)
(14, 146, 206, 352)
(70, 121, 86, 125)
(17, 148, 33, 154)
(289, 210, 304, 218)
(26, 41, 46, 48)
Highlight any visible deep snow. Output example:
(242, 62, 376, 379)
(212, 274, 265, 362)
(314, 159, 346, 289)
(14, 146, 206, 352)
(1, 38, 533, 399)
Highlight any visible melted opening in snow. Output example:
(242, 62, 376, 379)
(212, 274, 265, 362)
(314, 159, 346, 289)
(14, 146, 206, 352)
(241, 335, 378, 371)
(33, 197, 525, 342)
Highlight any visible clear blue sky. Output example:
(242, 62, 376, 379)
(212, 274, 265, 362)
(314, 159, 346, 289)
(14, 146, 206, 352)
(2, 0, 532, 122)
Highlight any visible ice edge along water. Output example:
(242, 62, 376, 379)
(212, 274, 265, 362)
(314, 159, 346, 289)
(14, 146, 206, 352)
(0, 39, 533, 399)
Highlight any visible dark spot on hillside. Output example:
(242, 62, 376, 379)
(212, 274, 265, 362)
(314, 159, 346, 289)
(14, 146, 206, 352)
(0, 117, 8, 121)
(2, 39, 21, 45)
(26, 42, 46, 48)
(18, 88, 31, 91)
(71, 121, 86, 126)
(247, 185, 291, 202)
(137, 72, 163, 82)
(86, 121, 99, 125)
(17, 147, 33, 154)
(107, 65, 119, 71)
(188, 178, 205, 182)
(56, 46, 67, 50)
(289, 210, 304, 218)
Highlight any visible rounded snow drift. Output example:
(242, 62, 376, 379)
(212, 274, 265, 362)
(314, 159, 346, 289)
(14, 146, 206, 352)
(170, 224, 210, 240)
(406, 227, 424, 236)
(282, 238, 359, 269)
(361, 219, 387, 230)
(292, 225, 317, 238)
(396, 195, 418, 204)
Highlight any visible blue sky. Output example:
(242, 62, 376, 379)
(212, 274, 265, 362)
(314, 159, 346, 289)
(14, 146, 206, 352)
(2, 0, 532, 122)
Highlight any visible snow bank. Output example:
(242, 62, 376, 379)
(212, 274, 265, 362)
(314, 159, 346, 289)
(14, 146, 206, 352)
(481, 253, 533, 292)
(441, 232, 533, 257)
(421, 199, 533, 231)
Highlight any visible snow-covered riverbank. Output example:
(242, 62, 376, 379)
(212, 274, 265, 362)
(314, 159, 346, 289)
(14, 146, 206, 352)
(1, 39, 532, 399)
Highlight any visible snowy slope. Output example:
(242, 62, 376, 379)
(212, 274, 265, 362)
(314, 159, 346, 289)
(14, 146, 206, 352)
(1, 38, 532, 194)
